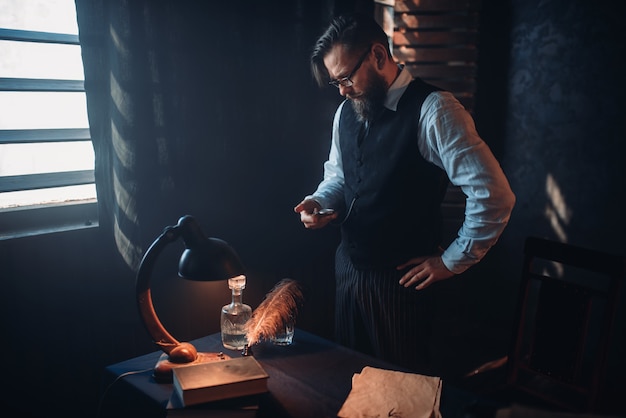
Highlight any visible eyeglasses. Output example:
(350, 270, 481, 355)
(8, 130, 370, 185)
(328, 45, 372, 88)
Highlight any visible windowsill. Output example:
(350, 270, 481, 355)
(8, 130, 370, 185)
(0, 199, 98, 240)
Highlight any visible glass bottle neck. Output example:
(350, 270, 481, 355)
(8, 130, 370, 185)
(231, 287, 243, 304)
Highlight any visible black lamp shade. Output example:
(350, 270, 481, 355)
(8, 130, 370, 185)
(174, 215, 244, 280)
(179, 237, 245, 281)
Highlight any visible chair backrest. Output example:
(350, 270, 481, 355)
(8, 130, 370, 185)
(506, 236, 625, 413)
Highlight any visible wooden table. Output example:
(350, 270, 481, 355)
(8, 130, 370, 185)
(99, 329, 496, 417)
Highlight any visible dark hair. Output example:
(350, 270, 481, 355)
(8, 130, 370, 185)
(310, 13, 391, 87)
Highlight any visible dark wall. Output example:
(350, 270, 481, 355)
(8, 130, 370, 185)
(474, 0, 626, 399)
(1, 0, 624, 416)
(482, 0, 626, 264)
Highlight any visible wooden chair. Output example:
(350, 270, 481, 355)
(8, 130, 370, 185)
(504, 236, 625, 413)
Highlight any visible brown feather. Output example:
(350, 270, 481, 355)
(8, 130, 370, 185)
(245, 278, 304, 346)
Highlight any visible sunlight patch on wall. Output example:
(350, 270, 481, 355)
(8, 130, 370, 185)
(543, 173, 571, 243)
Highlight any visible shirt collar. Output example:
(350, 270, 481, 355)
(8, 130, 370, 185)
(384, 65, 413, 112)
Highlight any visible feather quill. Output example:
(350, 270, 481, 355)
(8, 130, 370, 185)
(245, 278, 304, 346)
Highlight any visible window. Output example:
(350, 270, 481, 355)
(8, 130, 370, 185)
(0, 0, 97, 239)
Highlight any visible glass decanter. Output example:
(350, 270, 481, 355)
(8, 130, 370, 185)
(220, 275, 252, 350)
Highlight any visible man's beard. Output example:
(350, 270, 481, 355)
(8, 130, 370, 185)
(350, 69, 387, 123)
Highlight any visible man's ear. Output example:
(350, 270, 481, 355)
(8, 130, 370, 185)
(372, 43, 388, 70)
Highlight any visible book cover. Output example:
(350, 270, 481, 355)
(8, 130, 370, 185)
(172, 356, 269, 407)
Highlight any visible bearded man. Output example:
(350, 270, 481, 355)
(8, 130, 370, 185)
(294, 13, 515, 374)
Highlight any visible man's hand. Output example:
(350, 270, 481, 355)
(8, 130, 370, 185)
(397, 255, 455, 290)
(294, 198, 338, 229)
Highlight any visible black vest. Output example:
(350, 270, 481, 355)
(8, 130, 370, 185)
(339, 78, 448, 270)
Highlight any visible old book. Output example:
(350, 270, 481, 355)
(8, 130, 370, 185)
(166, 391, 261, 417)
(172, 356, 269, 407)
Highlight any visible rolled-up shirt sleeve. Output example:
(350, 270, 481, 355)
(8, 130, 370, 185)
(419, 92, 516, 274)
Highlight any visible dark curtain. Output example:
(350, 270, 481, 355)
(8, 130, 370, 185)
(76, 0, 197, 270)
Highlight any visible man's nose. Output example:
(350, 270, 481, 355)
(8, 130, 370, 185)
(338, 84, 351, 97)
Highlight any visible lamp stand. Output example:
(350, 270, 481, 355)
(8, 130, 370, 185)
(136, 217, 238, 383)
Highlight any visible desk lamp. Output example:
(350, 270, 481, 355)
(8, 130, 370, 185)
(136, 215, 245, 382)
